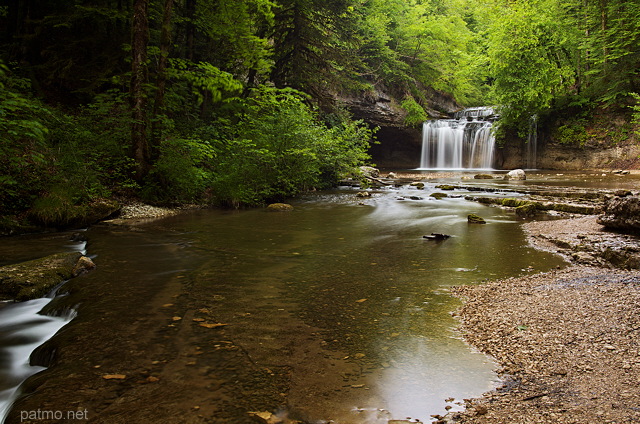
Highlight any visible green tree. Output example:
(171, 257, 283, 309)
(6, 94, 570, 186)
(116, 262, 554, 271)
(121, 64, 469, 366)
(0, 64, 52, 214)
(207, 87, 374, 206)
(484, 0, 578, 134)
(270, 0, 364, 97)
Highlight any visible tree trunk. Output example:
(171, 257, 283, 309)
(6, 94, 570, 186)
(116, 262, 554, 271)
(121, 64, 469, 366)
(152, 0, 174, 151)
(599, 0, 608, 68)
(186, 0, 196, 61)
(130, 0, 150, 181)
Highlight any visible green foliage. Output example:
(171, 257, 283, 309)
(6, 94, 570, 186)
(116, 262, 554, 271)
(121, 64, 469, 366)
(28, 185, 89, 227)
(168, 59, 243, 105)
(401, 96, 428, 127)
(630, 93, 640, 137)
(190, 0, 275, 78)
(553, 121, 589, 147)
(485, 0, 578, 135)
(49, 89, 139, 198)
(3, 0, 640, 222)
(142, 137, 216, 203)
(208, 87, 374, 207)
(0, 64, 54, 213)
(354, 0, 491, 106)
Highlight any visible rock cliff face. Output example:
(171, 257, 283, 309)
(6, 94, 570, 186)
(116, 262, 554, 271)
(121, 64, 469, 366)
(337, 84, 459, 169)
(343, 86, 639, 171)
(497, 109, 640, 170)
(495, 137, 640, 170)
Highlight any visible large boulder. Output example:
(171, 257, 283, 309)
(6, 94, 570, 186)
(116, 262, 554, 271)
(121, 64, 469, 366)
(359, 166, 380, 178)
(28, 199, 120, 229)
(0, 252, 95, 301)
(597, 195, 640, 232)
(504, 169, 526, 181)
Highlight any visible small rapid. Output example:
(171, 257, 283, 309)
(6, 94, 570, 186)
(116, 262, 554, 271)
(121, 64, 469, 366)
(0, 295, 76, 423)
(0, 234, 85, 424)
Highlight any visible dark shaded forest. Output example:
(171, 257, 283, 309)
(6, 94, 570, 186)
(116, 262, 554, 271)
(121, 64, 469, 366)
(1, 0, 639, 230)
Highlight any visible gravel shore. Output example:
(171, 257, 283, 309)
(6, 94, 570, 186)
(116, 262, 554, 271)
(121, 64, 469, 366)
(446, 217, 640, 424)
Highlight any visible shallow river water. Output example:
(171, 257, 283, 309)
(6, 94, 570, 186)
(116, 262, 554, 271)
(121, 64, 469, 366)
(4, 171, 635, 423)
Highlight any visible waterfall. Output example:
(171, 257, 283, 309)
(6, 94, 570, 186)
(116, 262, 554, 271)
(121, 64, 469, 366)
(419, 107, 496, 170)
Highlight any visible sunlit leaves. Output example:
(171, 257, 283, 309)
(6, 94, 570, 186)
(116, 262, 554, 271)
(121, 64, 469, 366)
(168, 59, 243, 104)
(192, 0, 275, 77)
(207, 86, 374, 206)
(483, 0, 579, 134)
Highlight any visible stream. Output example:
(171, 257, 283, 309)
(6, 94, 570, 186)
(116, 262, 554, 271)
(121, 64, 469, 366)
(3, 172, 633, 423)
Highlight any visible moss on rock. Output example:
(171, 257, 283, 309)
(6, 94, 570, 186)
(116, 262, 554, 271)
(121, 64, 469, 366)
(468, 214, 486, 224)
(516, 203, 539, 217)
(0, 252, 95, 301)
(266, 203, 294, 211)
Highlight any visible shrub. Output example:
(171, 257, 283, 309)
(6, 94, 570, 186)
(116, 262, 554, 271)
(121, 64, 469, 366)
(207, 87, 374, 207)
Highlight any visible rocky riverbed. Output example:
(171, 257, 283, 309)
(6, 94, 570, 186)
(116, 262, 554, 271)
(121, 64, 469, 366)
(442, 216, 640, 424)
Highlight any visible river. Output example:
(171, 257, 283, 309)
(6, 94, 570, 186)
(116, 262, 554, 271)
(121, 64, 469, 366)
(4, 171, 630, 423)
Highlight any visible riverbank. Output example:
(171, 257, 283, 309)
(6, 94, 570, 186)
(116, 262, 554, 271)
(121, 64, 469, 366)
(444, 216, 640, 424)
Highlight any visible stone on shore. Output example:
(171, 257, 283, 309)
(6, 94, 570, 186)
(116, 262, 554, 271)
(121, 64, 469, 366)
(504, 169, 526, 180)
(359, 166, 380, 178)
(597, 195, 640, 232)
(0, 252, 95, 301)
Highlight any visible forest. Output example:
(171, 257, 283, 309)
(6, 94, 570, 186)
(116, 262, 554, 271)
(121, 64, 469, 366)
(1, 0, 639, 230)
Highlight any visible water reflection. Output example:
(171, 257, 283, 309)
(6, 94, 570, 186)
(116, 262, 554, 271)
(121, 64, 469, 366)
(0, 181, 569, 423)
(376, 334, 495, 419)
(224, 183, 566, 421)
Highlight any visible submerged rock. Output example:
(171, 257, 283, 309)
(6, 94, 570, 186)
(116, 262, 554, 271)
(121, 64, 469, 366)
(468, 214, 487, 224)
(430, 192, 448, 199)
(474, 174, 494, 180)
(266, 203, 294, 212)
(0, 252, 95, 301)
(423, 233, 451, 240)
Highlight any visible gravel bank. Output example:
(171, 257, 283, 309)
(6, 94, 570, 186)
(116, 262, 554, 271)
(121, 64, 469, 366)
(103, 202, 196, 224)
(445, 217, 640, 424)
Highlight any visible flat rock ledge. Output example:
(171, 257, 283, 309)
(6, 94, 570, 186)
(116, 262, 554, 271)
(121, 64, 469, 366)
(441, 216, 640, 424)
(526, 216, 640, 269)
(0, 252, 95, 301)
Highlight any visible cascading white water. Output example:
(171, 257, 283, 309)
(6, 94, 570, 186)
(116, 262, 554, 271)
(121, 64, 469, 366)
(0, 238, 85, 423)
(419, 107, 497, 170)
(0, 297, 76, 423)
